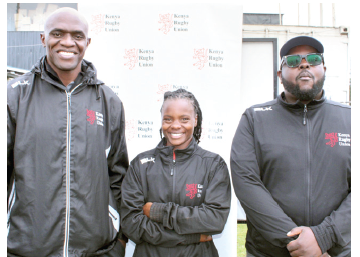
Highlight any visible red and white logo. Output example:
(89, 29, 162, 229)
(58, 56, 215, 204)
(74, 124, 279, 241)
(186, 183, 203, 199)
(87, 109, 104, 126)
(158, 14, 173, 34)
(124, 49, 138, 70)
(157, 84, 172, 101)
(91, 14, 105, 35)
(125, 119, 137, 141)
(325, 132, 350, 147)
(193, 49, 208, 70)
(87, 109, 96, 125)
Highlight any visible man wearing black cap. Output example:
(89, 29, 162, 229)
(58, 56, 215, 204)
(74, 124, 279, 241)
(231, 36, 350, 257)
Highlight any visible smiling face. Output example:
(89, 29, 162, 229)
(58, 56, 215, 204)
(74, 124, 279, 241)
(161, 98, 198, 151)
(277, 45, 326, 103)
(41, 9, 91, 77)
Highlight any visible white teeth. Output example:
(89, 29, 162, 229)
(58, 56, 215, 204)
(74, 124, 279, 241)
(59, 51, 74, 56)
(171, 133, 182, 136)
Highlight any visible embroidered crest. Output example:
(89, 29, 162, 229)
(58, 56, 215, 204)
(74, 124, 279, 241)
(186, 184, 203, 199)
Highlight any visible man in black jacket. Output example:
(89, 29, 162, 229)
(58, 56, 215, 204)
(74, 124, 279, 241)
(231, 36, 350, 257)
(7, 7, 129, 257)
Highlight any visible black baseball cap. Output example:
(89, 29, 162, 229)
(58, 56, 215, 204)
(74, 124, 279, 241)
(280, 36, 324, 58)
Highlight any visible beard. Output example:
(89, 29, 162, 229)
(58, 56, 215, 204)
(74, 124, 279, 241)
(282, 73, 325, 101)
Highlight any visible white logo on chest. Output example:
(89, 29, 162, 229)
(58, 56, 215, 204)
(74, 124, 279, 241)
(140, 157, 155, 164)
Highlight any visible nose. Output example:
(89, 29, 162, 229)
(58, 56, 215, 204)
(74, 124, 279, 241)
(60, 33, 75, 47)
(299, 57, 310, 69)
(171, 120, 181, 129)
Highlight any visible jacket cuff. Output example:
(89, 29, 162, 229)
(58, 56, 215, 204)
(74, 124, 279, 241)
(310, 219, 336, 253)
(150, 202, 166, 223)
(181, 234, 201, 245)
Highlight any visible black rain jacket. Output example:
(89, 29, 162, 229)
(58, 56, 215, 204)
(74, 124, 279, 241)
(120, 137, 231, 257)
(231, 92, 351, 257)
(7, 57, 129, 257)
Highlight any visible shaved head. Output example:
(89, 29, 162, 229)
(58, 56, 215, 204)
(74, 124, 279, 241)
(44, 7, 89, 36)
(40, 7, 91, 85)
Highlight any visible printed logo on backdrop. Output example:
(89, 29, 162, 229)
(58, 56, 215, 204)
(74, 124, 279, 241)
(158, 14, 173, 34)
(126, 119, 154, 140)
(325, 132, 350, 147)
(124, 49, 138, 70)
(206, 121, 224, 140)
(200, 122, 208, 142)
(90, 14, 120, 35)
(125, 119, 137, 141)
(156, 84, 189, 102)
(193, 49, 208, 70)
(124, 49, 154, 70)
(109, 85, 120, 96)
(158, 13, 189, 34)
(193, 49, 224, 70)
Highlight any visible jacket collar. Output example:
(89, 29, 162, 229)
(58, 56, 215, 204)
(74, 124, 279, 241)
(30, 56, 101, 90)
(277, 90, 326, 110)
(156, 137, 198, 163)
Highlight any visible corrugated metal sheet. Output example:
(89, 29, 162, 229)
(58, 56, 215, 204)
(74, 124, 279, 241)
(7, 31, 46, 70)
(243, 13, 283, 25)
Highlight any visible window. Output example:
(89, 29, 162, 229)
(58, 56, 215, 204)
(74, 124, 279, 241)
(7, 3, 78, 31)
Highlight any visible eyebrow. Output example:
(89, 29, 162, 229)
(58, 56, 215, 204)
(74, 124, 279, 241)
(49, 28, 86, 35)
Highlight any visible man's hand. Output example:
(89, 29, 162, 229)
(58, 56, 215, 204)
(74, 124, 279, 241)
(199, 234, 212, 242)
(286, 226, 322, 257)
(143, 202, 153, 218)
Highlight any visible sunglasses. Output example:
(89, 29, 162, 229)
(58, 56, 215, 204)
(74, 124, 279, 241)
(281, 53, 324, 68)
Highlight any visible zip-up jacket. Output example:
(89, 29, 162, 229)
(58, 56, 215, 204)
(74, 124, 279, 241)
(230, 92, 351, 257)
(120, 138, 231, 257)
(7, 56, 129, 257)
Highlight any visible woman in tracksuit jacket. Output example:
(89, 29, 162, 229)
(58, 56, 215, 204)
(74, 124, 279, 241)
(120, 89, 231, 257)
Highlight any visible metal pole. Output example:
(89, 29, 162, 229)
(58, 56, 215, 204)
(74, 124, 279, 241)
(308, 3, 311, 26)
(332, 3, 336, 27)
(279, 4, 282, 25)
(320, 3, 323, 26)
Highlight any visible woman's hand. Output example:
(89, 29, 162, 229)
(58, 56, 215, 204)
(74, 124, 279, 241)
(199, 234, 212, 242)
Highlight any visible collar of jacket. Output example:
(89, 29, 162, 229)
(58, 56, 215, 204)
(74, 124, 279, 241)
(277, 90, 326, 110)
(155, 137, 198, 164)
(30, 56, 103, 91)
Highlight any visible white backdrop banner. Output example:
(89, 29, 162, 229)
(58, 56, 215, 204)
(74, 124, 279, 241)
(79, 4, 243, 256)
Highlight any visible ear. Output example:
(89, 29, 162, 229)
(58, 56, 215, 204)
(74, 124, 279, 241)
(194, 114, 198, 127)
(40, 33, 46, 47)
(277, 70, 283, 84)
(87, 37, 91, 47)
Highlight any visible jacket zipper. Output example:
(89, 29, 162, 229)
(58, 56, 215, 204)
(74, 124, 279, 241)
(63, 83, 82, 257)
(304, 104, 311, 225)
(303, 104, 307, 125)
(171, 151, 176, 202)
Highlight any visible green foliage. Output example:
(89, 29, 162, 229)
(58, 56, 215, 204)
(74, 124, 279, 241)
(237, 224, 247, 257)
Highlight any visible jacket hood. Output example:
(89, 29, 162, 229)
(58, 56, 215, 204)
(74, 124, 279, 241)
(155, 137, 198, 163)
(31, 56, 103, 87)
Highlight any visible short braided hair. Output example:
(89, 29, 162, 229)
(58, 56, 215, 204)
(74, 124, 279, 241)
(160, 89, 203, 144)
